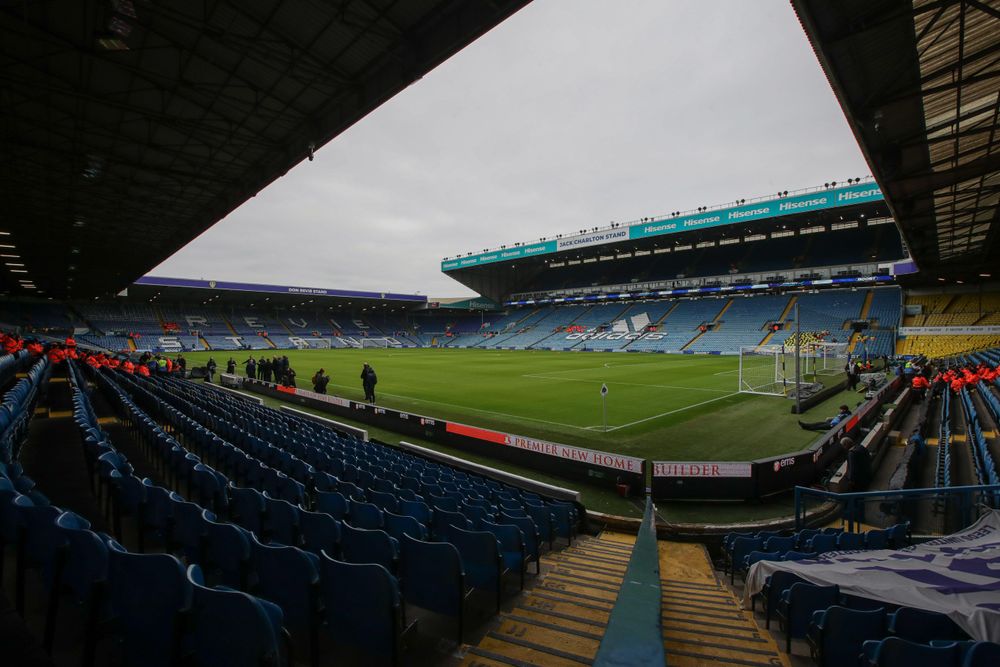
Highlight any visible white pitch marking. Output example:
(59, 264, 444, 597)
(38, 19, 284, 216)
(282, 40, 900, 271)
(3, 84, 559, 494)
(604, 392, 740, 431)
(521, 374, 730, 394)
(322, 381, 592, 431)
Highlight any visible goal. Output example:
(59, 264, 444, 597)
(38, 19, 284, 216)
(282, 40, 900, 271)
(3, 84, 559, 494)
(360, 337, 403, 349)
(808, 341, 850, 376)
(738, 345, 791, 396)
(289, 336, 331, 349)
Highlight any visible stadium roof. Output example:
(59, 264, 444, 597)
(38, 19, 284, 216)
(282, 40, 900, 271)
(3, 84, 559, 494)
(124, 276, 425, 313)
(0, 0, 531, 300)
(443, 184, 892, 300)
(794, 0, 1000, 282)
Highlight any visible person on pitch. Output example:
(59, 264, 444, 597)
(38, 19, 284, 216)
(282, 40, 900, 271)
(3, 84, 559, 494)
(798, 404, 850, 431)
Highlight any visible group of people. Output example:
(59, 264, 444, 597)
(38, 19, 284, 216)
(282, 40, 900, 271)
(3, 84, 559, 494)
(234, 355, 298, 386)
(0, 331, 189, 378)
(233, 353, 378, 402)
(907, 357, 1000, 400)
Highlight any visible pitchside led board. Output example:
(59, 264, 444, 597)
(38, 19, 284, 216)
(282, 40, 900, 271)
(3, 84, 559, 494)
(441, 183, 884, 271)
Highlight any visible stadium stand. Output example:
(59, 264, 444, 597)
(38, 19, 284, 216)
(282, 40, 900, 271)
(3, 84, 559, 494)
(687, 293, 791, 353)
(629, 298, 726, 352)
(0, 301, 76, 334)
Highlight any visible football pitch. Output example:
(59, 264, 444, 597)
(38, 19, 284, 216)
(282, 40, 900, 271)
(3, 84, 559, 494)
(182, 348, 852, 462)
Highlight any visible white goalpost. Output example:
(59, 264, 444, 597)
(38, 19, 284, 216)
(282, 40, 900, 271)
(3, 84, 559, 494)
(738, 345, 790, 396)
(360, 337, 403, 349)
(809, 341, 850, 376)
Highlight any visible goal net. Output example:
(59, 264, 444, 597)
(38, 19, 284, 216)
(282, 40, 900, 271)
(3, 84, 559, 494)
(360, 337, 403, 349)
(288, 337, 331, 349)
(807, 341, 850, 376)
(738, 345, 790, 396)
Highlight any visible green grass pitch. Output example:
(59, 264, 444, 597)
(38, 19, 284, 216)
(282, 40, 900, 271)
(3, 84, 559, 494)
(181, 348, 850, 462)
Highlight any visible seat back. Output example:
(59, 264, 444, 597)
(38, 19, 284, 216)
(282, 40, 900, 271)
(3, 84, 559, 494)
(298, 509, 341, 558)
(448, 526, 502, 589)
(399, 534, 464, 616)
(808, 533, 838, 554)
(107, 543, 190, 667)
(891, 606, 966, 643)
(965, 641, 1000, 667)
(785, 583, 840, 639)
(348, 501, 384, 530)
(818, 605, 887, 666)
(248, 535, 320, 639)
(314, 490, 349, 520)
(398, 499, 432, 525)
(202, 512, 251, 589)
(763, 536, 796, 553)
(836, 532, 866, 551)
(54, 515, 109, 602)
(432, 508, 471, 541)
(383, 511, 428, 542)
(319, 554, 400, 663)
(185, 565, 283, 667)
(339, 523, 397, 572)
(872, 636, 960, 666)
(263, 493, 300, 546)
(500, 513, 540, 560)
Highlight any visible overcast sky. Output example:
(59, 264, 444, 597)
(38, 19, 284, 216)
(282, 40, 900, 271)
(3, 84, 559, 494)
(151, 0, 871, 298)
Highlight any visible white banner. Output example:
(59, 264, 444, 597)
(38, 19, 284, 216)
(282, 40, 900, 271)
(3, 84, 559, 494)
(653, 461, 752, 478)
(556, 228, 629, 251)
(900, 326, 1000, 336)
(745, 510, 1000, 641)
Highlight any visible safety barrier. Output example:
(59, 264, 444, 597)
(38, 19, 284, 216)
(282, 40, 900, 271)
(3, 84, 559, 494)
(593, 496, 664, 666)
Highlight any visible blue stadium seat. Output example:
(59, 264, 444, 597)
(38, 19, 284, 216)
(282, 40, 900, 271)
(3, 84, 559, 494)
(202, 511, 252, 589)
(889, 606, 966, 643)
(499, 513, 541, 573)
(865, 529, 890, 550)
(432, 508, 472, 541)
(399, 534, 466, 643)
(399, 499, 432, 526)
(185, 564, 287, 667)
(449, 526, 507, 612)
(807, 605, 887, 666)
(777, 582, 840, 652)
(314, 490, 349, 521)
(964, 641, 1000, 667)
(807, 533, 838, 554)
(348, 500, 384, 530)
(730, 536, 765, 583)
(861, 636, 961, 666)
(229, 484, 266, 537)
(480, 519, 527, 589)
(170, 498, 213, 563)
(139, 479, 181, 551)
(319, 553, 402, 665)
(763, 536, 796, 554)
(106, 541, 191, 667)
(263, 493, 301, 546)
(249, 535, 321, 667)
(837, 532, 867, 551)
(47, 513, 108, 658)
(298, 509, 341, 559)
(383, 511, 428, 542)
(339, 523, 398, 573)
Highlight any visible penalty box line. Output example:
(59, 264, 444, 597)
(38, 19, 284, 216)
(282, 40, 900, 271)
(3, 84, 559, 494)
(522, 374, 730, 394)
(602, 392, 741, 431)
(322, 381, 594, 432)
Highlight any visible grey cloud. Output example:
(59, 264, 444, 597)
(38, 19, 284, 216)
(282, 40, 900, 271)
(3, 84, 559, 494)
(153, 0, 869, 298)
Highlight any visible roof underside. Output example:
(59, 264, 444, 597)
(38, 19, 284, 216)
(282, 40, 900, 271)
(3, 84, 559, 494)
(0, 0, 530, 299)
(793, 0, 1000, 281)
